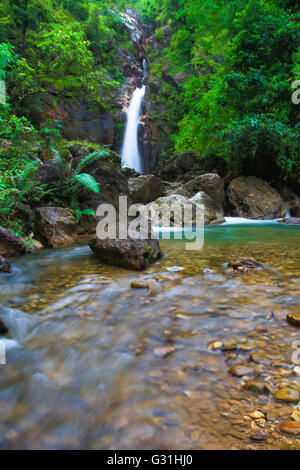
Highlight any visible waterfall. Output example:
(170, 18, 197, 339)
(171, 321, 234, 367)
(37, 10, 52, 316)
(285, 201, 291, 218)
(121, 85, 145, 173)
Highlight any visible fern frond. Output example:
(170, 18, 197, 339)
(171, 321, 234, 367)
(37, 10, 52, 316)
(17, 161, 40, 188)
(72, 173, 100, 193)
(74, 150, 109, 175)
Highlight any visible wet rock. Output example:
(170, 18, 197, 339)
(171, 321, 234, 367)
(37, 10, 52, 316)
(227, 177, 285, 219)
(290, 410, 300, 422)
(0, 255, 11, 273)
(0, 226, 26, 257)
(34, 207, 78, 248)
(274, 387, 300, 402)
(153, 346, 175, 358)
(250, 429, 269, 442)
(228, 258, 264, 272)
(293, 366, 300, 376)
(208, 341, 223, 351)
(130, 281, 149, 289)
(243, 379, 273, 394)
(249, 411, 266, 420)
(158, 152, 199, 181)
(229, 365, 254, 377)
(287, 313, 300, 327)
(128, 175, 163, 204)
(89, 235, 161, 270)
(0, 319, 8, 335)
(249, 351, 272, 366)
(277, 217, 300, 225)
(221, 340, 237, 352)
(279, 421, 300, 436)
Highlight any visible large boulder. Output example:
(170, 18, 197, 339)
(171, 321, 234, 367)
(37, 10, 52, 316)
(158, 152, 200, 181)
(147, 192, 224, 226)
(277, 217, 300, 225)
(227, 177, 285, 219)
(0, 255, 12, 273)
(89, 236, 161, 270)
(0, 226, 26, 257)
(184, 174, 225, 206)
(189, 192, 225, 225)
(128, 175, 163, 204)
(34, 207, 78, 248)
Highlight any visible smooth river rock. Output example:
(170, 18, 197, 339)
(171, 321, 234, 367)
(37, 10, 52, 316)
(89, 236, 161, 270)
(274, 387, 300, 402)
(279, 421, 300, 436)
(287, 313, 300, 327)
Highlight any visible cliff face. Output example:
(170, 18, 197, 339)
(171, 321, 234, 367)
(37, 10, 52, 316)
(60, 8, 165, 173)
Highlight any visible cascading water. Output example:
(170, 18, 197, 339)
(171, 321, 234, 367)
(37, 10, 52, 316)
(285, 201, 291, 218)
(121, 58, 147, 173)
(121, 85, 145, 173)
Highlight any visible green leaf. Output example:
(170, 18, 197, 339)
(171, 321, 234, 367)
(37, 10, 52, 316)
(73, 173, 100, 193)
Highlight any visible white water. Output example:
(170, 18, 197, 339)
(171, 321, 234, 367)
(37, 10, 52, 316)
(285, 202, 291, 218)
(121, 85, 145, 173)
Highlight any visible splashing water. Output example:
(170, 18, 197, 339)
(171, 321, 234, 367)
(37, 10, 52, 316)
(121, 85, 145, 173)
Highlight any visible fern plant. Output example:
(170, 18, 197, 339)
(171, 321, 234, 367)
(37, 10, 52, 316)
(51, 148, 109, 212)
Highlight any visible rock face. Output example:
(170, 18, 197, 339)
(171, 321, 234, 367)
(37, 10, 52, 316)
(227, 177, 285, 219)
(158, 152, 200, 181)
(34, 207, 78, 248)
(0, 255, 12, 273)
(189, 192, 224, 225)
(128, 174, 163, 204)
(0, 318, 8, 335)
(0, 226, 26, 257)
(89, 236, 161, 270)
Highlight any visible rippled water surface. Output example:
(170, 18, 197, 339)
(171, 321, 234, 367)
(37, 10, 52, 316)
(0, 223, 300, 449)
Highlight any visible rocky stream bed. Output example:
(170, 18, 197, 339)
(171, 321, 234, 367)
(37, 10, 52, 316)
(0, 223, 300, 449)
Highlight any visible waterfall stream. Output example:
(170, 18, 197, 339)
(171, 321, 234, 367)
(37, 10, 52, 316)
(121, 85, 145, 173)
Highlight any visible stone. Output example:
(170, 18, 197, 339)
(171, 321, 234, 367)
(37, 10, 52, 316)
(277, 217, 300, 225)
(243, 379, 273, 394)
(290, 410, 300, 423)
(184, 173, 225, 206)
(227, 176, 285, 219)
(274, 388, 300, 402)
(128, 174, 163, 204)
(130, 281, 149, 289)
(147, 194, 188, 227)
(153, 346, 175, 358)
(249, 351, 272, 366)
(279, 421, 300, 436)
(0, 226, 26, 257)
(249, 411, 265, 420)
(208, 341, 223, 351)
(228, 257, 264, 271)
(34, 207, 78, 248)
(293, 366, 300, 376)
(250, 430, 269, 442)
(221, 340, 237, 352)
(229, 365, 254, 377)
(89, 235, 161, 270)
(0, 255, 12, 273)
(287, 313, 300, 327)
(0, 319, 8, 335)
(188, 192, 225, 225)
